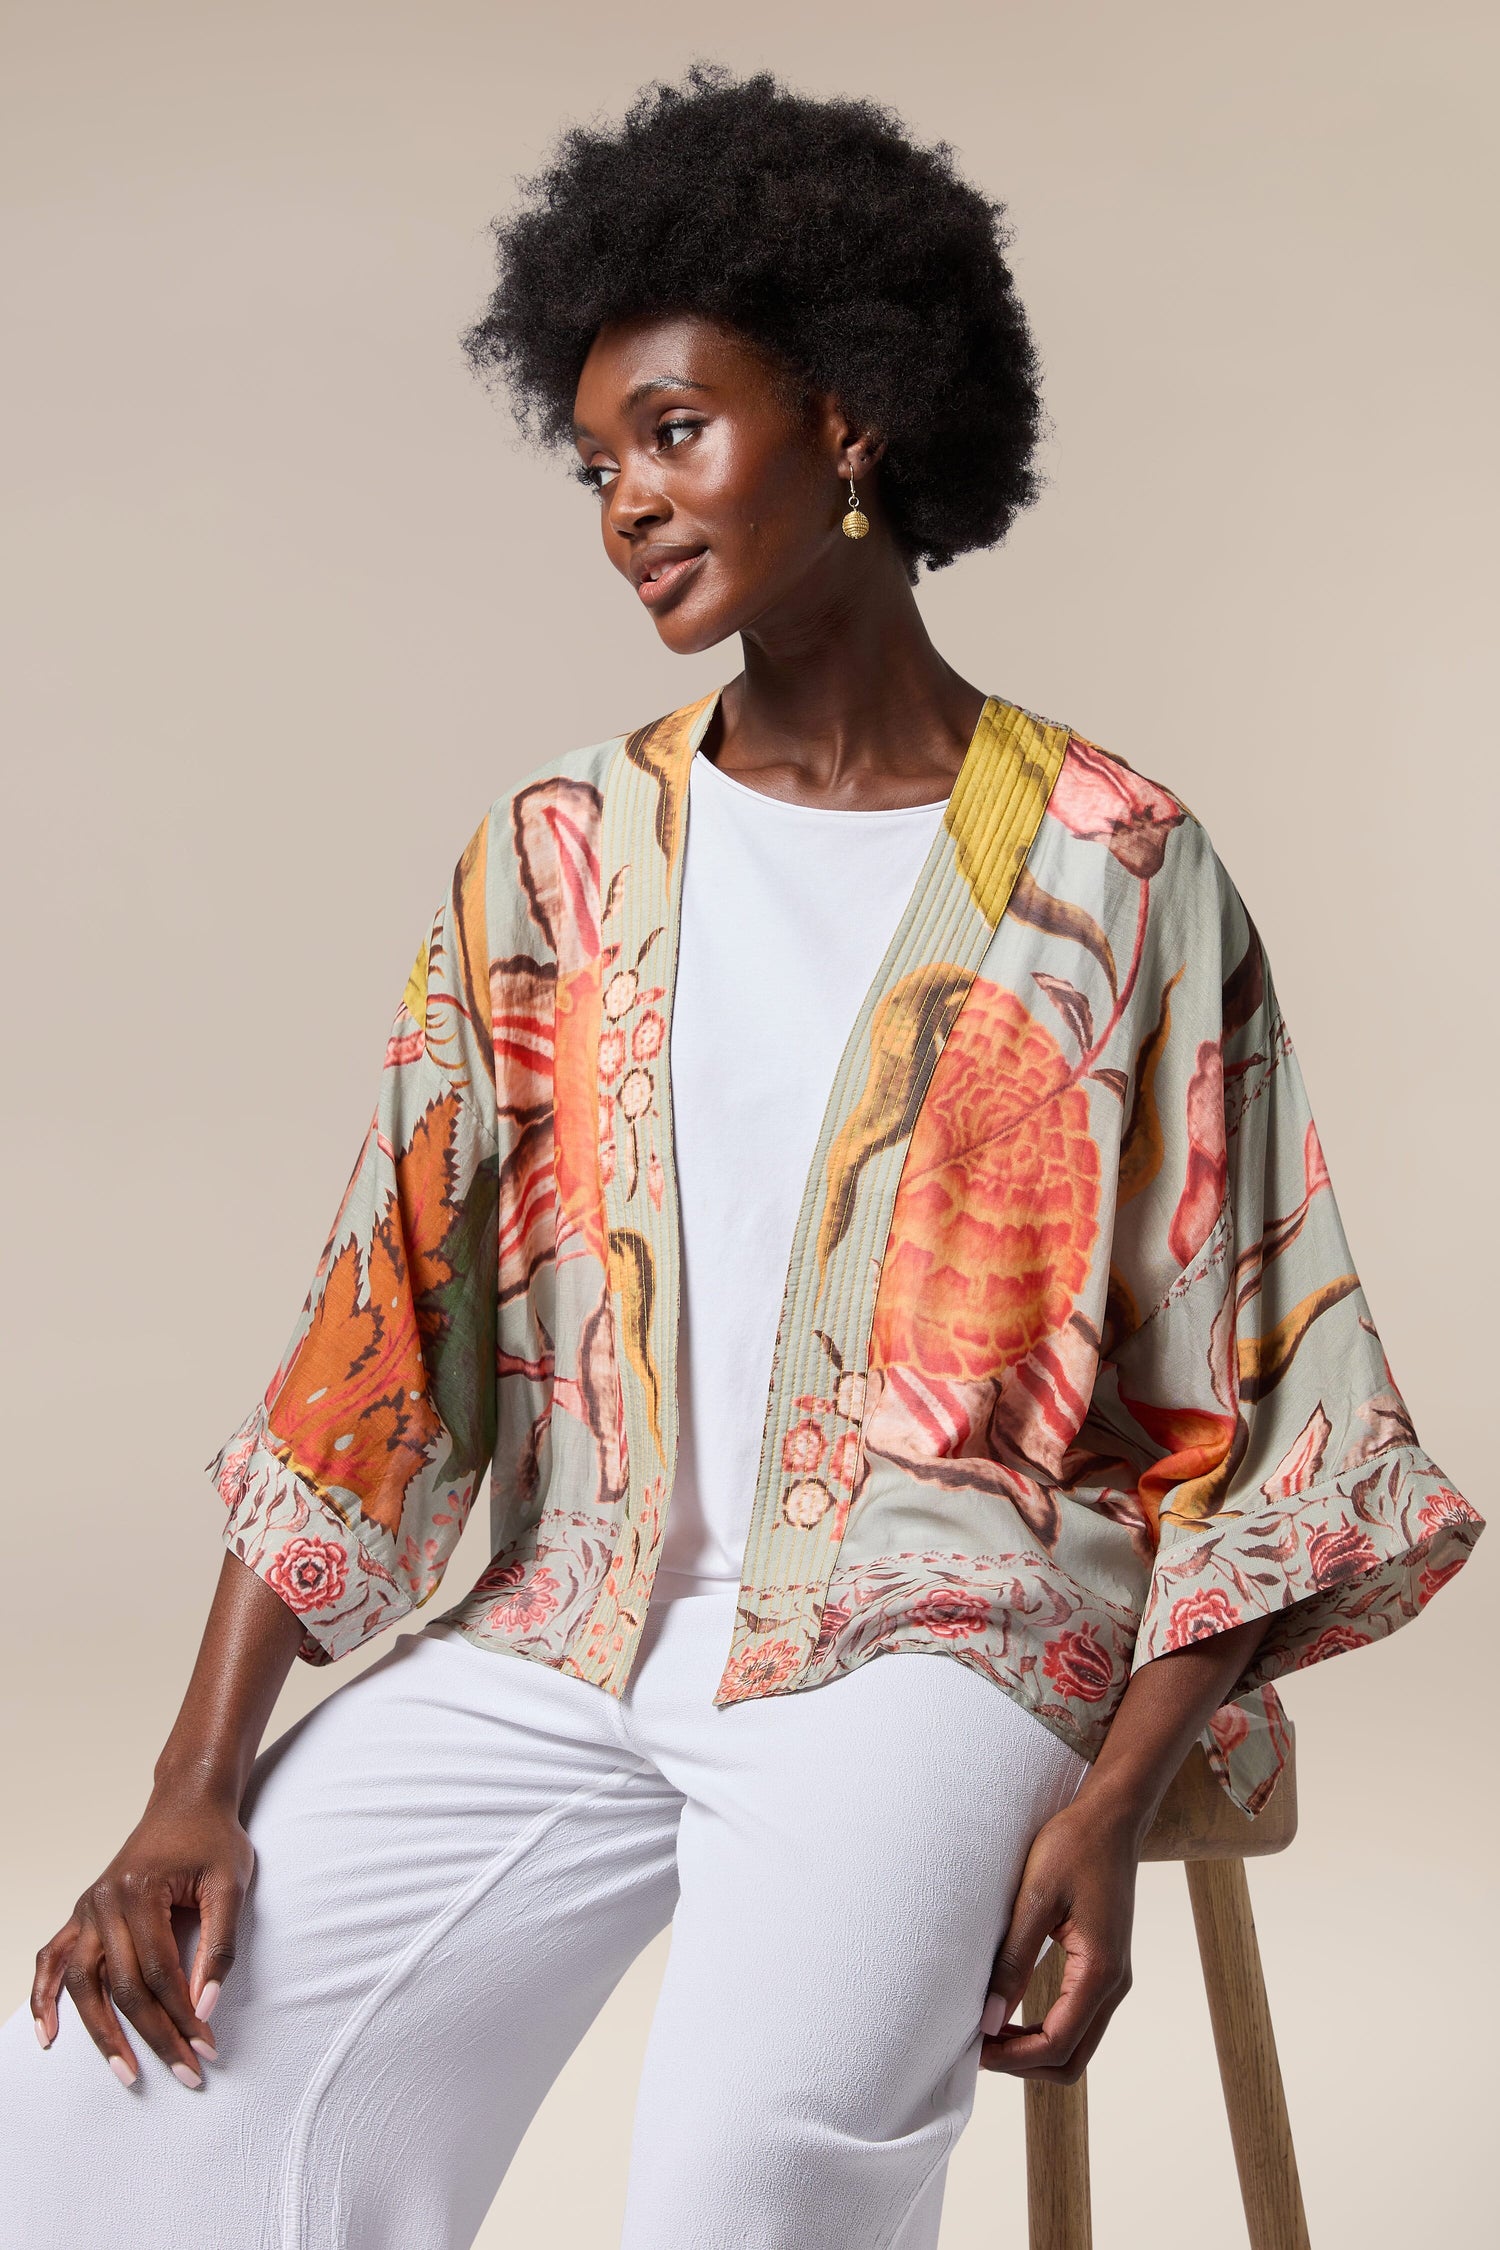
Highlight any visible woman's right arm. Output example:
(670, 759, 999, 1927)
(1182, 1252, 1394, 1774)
(30, 1551, 305, 2087)
(34, 828, 506, 2089)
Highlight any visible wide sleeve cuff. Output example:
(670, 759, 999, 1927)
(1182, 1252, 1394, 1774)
(1131, 1443, 1482, 1817)
(208, 1402, 413, 1665)
(1134, 1440, 1484, 1683)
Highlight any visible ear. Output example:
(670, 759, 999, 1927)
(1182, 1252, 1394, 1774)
(834, 426, 888, 480)
(815, 393, 887, 480)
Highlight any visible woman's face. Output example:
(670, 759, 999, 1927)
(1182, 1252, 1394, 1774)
(571, 312, 874, 656)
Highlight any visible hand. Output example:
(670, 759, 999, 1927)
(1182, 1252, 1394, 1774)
(31, 1788, 253, 2089)
(979, 1796, 1138, 2083)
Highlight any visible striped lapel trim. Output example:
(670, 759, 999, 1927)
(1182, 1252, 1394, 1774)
(579, 687, 1070, 1695)
(720, 695, 1072, 1694)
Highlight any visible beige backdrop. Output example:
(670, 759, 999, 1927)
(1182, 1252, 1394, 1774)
(3, 1, 1495, 2242)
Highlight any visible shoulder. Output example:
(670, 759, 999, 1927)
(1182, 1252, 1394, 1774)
(442, 692, 711, 956)
(464, 687, 715, 860)
(1044, 724, 1197, 867)
(470, 727, 628, 847)
(1043, 722, 1251, 927)
(1035, 723, 1271, 1048)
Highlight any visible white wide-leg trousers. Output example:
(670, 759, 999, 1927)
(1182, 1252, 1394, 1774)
(0, 1585, 1086, 2250)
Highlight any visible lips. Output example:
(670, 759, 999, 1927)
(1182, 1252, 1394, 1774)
(632, 546, 707, 607)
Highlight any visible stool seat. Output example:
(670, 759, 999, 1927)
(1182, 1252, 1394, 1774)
(1018, 1739, 1310, 2250)
(1140, 1739, 1298, 1860)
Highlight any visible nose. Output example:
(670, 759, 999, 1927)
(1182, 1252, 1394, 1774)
(605, 458, 669, 542)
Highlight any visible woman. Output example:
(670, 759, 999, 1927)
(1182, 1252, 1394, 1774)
(0, 63, 1482, 2250)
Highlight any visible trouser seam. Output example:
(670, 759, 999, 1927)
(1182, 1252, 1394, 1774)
(278, 1763, 640, 2250)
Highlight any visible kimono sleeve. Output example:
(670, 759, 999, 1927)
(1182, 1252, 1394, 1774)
(206, 818, 500, 1665)
(1111, 846, 1483, 1782)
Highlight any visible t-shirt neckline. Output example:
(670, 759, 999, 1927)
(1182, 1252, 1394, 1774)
(691, 747, 951, 823)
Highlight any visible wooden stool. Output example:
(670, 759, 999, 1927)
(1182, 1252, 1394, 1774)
(1020, 1742, 1309, 2250)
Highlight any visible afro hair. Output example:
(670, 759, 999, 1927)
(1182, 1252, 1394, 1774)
(462, 63, 1046, 574)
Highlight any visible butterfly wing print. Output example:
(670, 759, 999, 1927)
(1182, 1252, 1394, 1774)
(606, 1225, 663, 1461)
(623, 710, 695, 870)
(815, 965, 974, 1281)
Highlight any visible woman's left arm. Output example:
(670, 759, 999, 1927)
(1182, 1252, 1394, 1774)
(980, 1613, 1271, 2080)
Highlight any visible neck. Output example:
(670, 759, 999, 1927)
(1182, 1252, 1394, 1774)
(710, 541, 986, 809)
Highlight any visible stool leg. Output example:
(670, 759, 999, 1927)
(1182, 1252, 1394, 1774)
(1022, 1943, 1093, 2250)
(1185, 1858, 1311, 2250)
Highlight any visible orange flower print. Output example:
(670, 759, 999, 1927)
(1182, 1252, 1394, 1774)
(213, 1421, 260, 1511)
(783, 1477, 834, 1528)
(909, 1587, 990, 1638)
(775, 1340, 874, 1530)
(1041, 1623, 1114, 1700)
(1418, 1558, 1466, 1604)
(481, 1560, 562, 1634)
(1417, 1489, 1482, 1538)
(620, 1068, 653, 1121)
(832, 1371, 867, 1421)
(603, 964, 640, 1019)
(632, 1009, 666, 1063)
(871, 981, 1100, 1383)
(829, 1432, 862, 1486)
(782, 1419, 827, 1476)
(720, 1639, 803, 1697)
(1306, 1517, 1379, 1588)
(1207, 1701, 1251, 1756)
(811, 1597, 854, 1663)
(1163, 1586, 1243, 1647)
(265, 1536, 349, 1613)
(1295, 1623, 1370, 1666)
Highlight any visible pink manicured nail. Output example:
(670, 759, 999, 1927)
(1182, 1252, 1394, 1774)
(172, 2061, 204, 2089)
(33, 2016, 51, 2051)
(109, 2056, 137, 2088)
(190, 2038, 218, 2064)
(980, 1992, 1013, 2039)
(197, 1981, 221, 2021)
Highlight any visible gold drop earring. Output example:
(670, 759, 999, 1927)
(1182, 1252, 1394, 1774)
(841, 475, 870, 540)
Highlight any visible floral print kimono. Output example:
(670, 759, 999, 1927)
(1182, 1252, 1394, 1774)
(212, 688, 1484, 1818)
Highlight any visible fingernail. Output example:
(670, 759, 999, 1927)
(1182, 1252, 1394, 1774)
(197, 1981, 221, 2022)
(190, 2038, 218, 2065)
(109, 2056, 137, 2088)
(33, 2016, 51, 2051)
(980, 1992, 1013, 2039)
(172, 2061, 204, 2089)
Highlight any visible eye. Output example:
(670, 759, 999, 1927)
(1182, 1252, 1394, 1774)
(656, 415, 702, 451)
(574, 458, 618, 495)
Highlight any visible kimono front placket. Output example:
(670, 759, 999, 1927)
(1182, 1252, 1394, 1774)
(575, 687, 1071, 1701)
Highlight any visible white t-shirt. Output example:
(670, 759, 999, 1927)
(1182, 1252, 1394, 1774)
(654, 747, 951, 1598)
